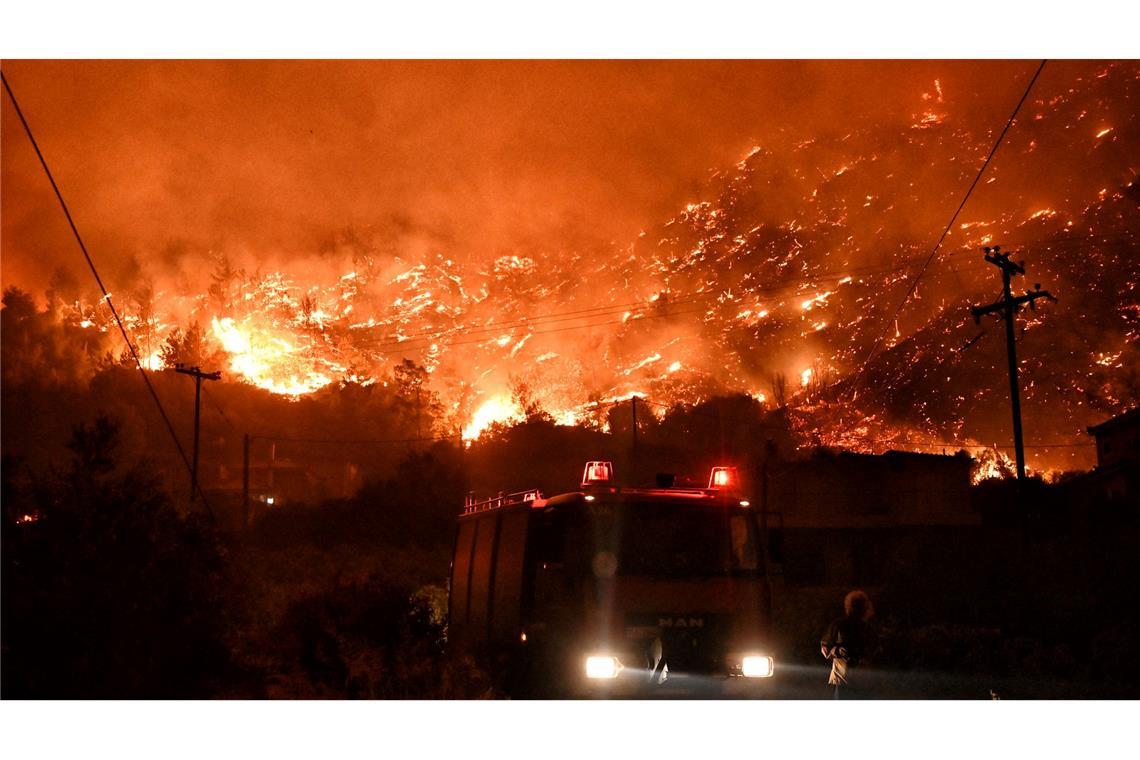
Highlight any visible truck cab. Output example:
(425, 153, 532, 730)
(449, 461, 775, 697)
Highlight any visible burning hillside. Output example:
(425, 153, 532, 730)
(6, 61, 1139, 475)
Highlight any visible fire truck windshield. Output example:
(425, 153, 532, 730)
(557, 500, 760, 579)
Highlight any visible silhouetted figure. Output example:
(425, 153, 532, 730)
(820, 589, 874, 699)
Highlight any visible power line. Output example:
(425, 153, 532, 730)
(360, 300, 703, 348)
(357, 254, 966, 351)
(1, 71, 214, 517)
(145, 233, 1102, 374)
(357, 255, 990, 355)
(369, 226, 1129, 351)
(200, 382, 238, 430)
(361, 305, 713, 355)
(370, 292, 690, 343)
(65, 226, 1113, 373)
(846, 60, 1048, 397)
(801, 230, 1129, 411)
(64, 236, 1073, 371)
(356, 230, 1110, 357)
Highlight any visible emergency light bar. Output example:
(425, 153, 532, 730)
(581, 461, 614, 488)
(708, 466, 738, 490)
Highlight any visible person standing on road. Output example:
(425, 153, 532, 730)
(820, 589, 874, 699)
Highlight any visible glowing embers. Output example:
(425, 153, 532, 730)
(800, 291, 833, 311)
(34, 62, 1128, 481)
(210, 317, 333, 396)
(1095, 350, 1123, 368)
(462, 395, 523, 442)
(622, 352, 662, 376)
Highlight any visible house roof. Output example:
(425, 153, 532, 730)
(1087, 406, 1140, 436)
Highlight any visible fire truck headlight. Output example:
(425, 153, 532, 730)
(741, 655, 774, 678)
(585, 655, 623, 679)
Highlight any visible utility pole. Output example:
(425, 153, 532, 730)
(175, 364, 222, 503)
(969, 246, 1056, 482)
(630, 396, 639, 452)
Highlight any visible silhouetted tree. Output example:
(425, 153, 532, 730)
(1, 287, 108, 387)
(509, 376, 552, 423)
(207, 254, 244, 312)
(159, 320, 222, 369)
(392, 359, 443, 437)
(769, 371, 789, 409)
(1, 417, 231, 697)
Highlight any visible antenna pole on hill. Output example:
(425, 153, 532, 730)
(175, 364, 222, 504)
(969, 246, 1056, 482)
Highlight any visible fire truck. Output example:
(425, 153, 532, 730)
(448, 460, 775, 697)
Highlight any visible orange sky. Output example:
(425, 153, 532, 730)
(1, 60, 1029, 296)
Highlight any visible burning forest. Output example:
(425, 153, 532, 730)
(3, 60, 1137, 480)
(4, 56, 1140, 707)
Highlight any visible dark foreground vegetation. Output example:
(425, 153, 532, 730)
(2, 294, 1138, 698)
(5, 412, 1140, 699)
(2, 418, 496, 698)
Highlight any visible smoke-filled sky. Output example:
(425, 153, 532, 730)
(3, 60, 1037, 293)
(2, 59, 1137, 476)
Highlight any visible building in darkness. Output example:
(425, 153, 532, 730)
(1083, 406, 1140, 507)
(764, 449, 977, 587)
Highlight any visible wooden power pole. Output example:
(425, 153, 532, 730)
(630, 395, 639, 452)
(175, 364, 222, 503)
(242, 433, 251, 528)
(969, 246, 1056, 482)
